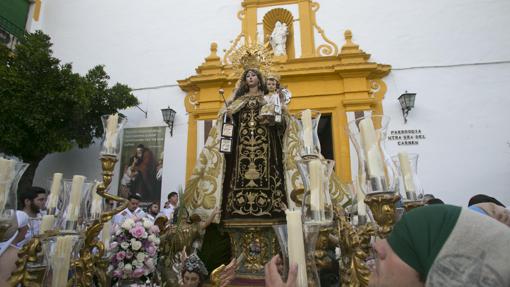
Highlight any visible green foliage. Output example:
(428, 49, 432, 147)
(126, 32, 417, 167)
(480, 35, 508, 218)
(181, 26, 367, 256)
(0, 31, 138, 163)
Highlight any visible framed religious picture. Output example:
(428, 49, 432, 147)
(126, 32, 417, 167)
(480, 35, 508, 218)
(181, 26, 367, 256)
(118, 126, 166, 204)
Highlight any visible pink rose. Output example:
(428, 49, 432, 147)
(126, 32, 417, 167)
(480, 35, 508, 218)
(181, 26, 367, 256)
(145, 258, 155, 269)
(126, 251, 133, 259)
(112, 269, 122, 278)
(110, 242, 119, 249)
(116, 251, 126, 261)
(130, 226, 145, 239)
(147, 245, 157, 257)
(132, 268, 145, 278)
(149, 225, 160, 234)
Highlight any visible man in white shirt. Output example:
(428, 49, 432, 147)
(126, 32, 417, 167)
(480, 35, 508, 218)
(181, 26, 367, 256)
(16, 187, 47, 248)
(113, 193, 146, 226)
(161, 191, 178, 223)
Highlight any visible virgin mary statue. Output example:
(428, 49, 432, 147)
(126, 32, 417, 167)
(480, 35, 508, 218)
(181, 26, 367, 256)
(183, 70, 347, 225)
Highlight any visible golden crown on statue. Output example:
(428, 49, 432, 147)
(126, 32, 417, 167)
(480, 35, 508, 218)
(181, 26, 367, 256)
(229, 36, 273, 77)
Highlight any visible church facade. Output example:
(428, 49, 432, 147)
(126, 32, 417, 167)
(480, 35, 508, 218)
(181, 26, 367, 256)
(7, 0, 509, 206)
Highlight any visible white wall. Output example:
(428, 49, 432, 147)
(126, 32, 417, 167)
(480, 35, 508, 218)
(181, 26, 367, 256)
(31, 0, 510, 206)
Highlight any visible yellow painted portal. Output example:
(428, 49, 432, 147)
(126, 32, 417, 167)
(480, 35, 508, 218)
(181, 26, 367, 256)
(178, 0, 390, 184)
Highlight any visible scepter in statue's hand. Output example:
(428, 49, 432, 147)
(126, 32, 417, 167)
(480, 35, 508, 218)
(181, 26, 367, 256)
(219, 88, 233, 121)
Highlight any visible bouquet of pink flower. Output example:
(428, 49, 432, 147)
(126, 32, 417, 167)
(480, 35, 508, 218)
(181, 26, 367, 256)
(108, 217, 160, 281)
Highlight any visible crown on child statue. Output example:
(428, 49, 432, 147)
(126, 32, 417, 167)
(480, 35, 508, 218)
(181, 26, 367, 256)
(229, 36, 273, 77)
(266, 73, 281, 81)
(183, 253, 208, 276)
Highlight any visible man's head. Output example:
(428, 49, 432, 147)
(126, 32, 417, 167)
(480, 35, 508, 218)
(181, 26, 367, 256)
(422, 194, 435, 202)
(369, 239, 423, 287)
(127, 193, 142, 212)
(148, 202, 159, 215)
(468, 194, 505, 207)
(426, 198, 444, 205)
(19, 187, 47, 215)
(168, 192, 178, 206)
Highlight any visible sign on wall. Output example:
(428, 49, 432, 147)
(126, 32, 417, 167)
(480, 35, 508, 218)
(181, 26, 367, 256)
(387, 129, 427, 145)
(118, 126, 166, 204)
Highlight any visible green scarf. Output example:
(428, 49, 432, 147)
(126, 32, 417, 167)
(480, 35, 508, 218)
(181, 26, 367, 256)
(387, 204, 461, 281)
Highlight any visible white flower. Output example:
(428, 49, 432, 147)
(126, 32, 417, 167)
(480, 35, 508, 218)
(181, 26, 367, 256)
(133, 259, 144, 268)
(148, 234, 157, 243)
(154, 237, 160, 245)
(124, 263, 132, 272)
(121, 218, 135, 230)
(118, 262, 124, 269)
(120, 242, 130, 250)
(136, 252, 146, 262)
(142, 219, 152, 229)
(115, 229, 122, 236)
(131, 240, 142, 251)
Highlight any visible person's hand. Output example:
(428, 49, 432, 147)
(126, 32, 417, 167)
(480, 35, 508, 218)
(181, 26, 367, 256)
(264, 255, 298, 287)
(219, 257, 238, 287)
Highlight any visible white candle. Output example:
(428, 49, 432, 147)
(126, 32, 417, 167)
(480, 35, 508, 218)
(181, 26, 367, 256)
(104, 113, 119, 150)
(359, 118, 385, 178)
(89, 182, 102, 218)
(398, 152, 416, 194)
(354, 176, 367, 217)
(65, 175, 85, 222)
(101, 221, 111, 250)
(0, 157, 16, 213)
(309, 159, 323, 213)
(51, 235, 74, 287)
(40, 215, 55, 234)
(286, 209, 308, 287)
(302, 109, 313, 151)
(47, 173, 63, 211)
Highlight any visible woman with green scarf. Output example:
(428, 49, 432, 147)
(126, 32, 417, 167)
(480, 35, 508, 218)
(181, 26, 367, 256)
(369, 204, 510, 286)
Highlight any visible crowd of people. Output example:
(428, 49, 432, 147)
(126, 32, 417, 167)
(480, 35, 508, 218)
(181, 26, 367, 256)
(0, 71, 508, 286)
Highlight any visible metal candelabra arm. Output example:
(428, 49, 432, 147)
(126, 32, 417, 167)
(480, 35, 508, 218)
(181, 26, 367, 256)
(73, 154, 129, 287)
(334, 206, 376, 287)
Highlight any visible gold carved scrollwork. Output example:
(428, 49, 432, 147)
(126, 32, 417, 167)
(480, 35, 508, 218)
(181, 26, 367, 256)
(368, 80, 381, 98)
(334, 207, 376, 287)
(283, 114, 305, 208)
(364, 192, 400, 238)
(223, 33, 245, 66)
(241, 229, 270, 273)
(310, 1, 338, 56)
(237, 8, 245, 20)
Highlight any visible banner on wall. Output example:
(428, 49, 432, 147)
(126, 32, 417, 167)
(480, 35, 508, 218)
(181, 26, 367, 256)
(118, 126, 166, 204)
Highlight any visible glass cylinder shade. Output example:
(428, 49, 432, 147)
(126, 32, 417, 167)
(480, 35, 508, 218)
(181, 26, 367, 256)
(86, 182, 104, 223)
(59, 177, 93, 233)
(273, 223, 321, 287)
(101, 113, 127, 156)
(296, 110, 321, 158)
(347, 115, 398, 195)
(43, 234, 82, 287)
(392, 153, 424, 201)
(296, 158, 335, 226)
(0, 156, 29, 242)
(273, 224, 290, 282)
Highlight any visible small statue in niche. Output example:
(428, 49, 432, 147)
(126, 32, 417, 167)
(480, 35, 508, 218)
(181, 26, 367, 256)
(269, 21, 289, 56)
